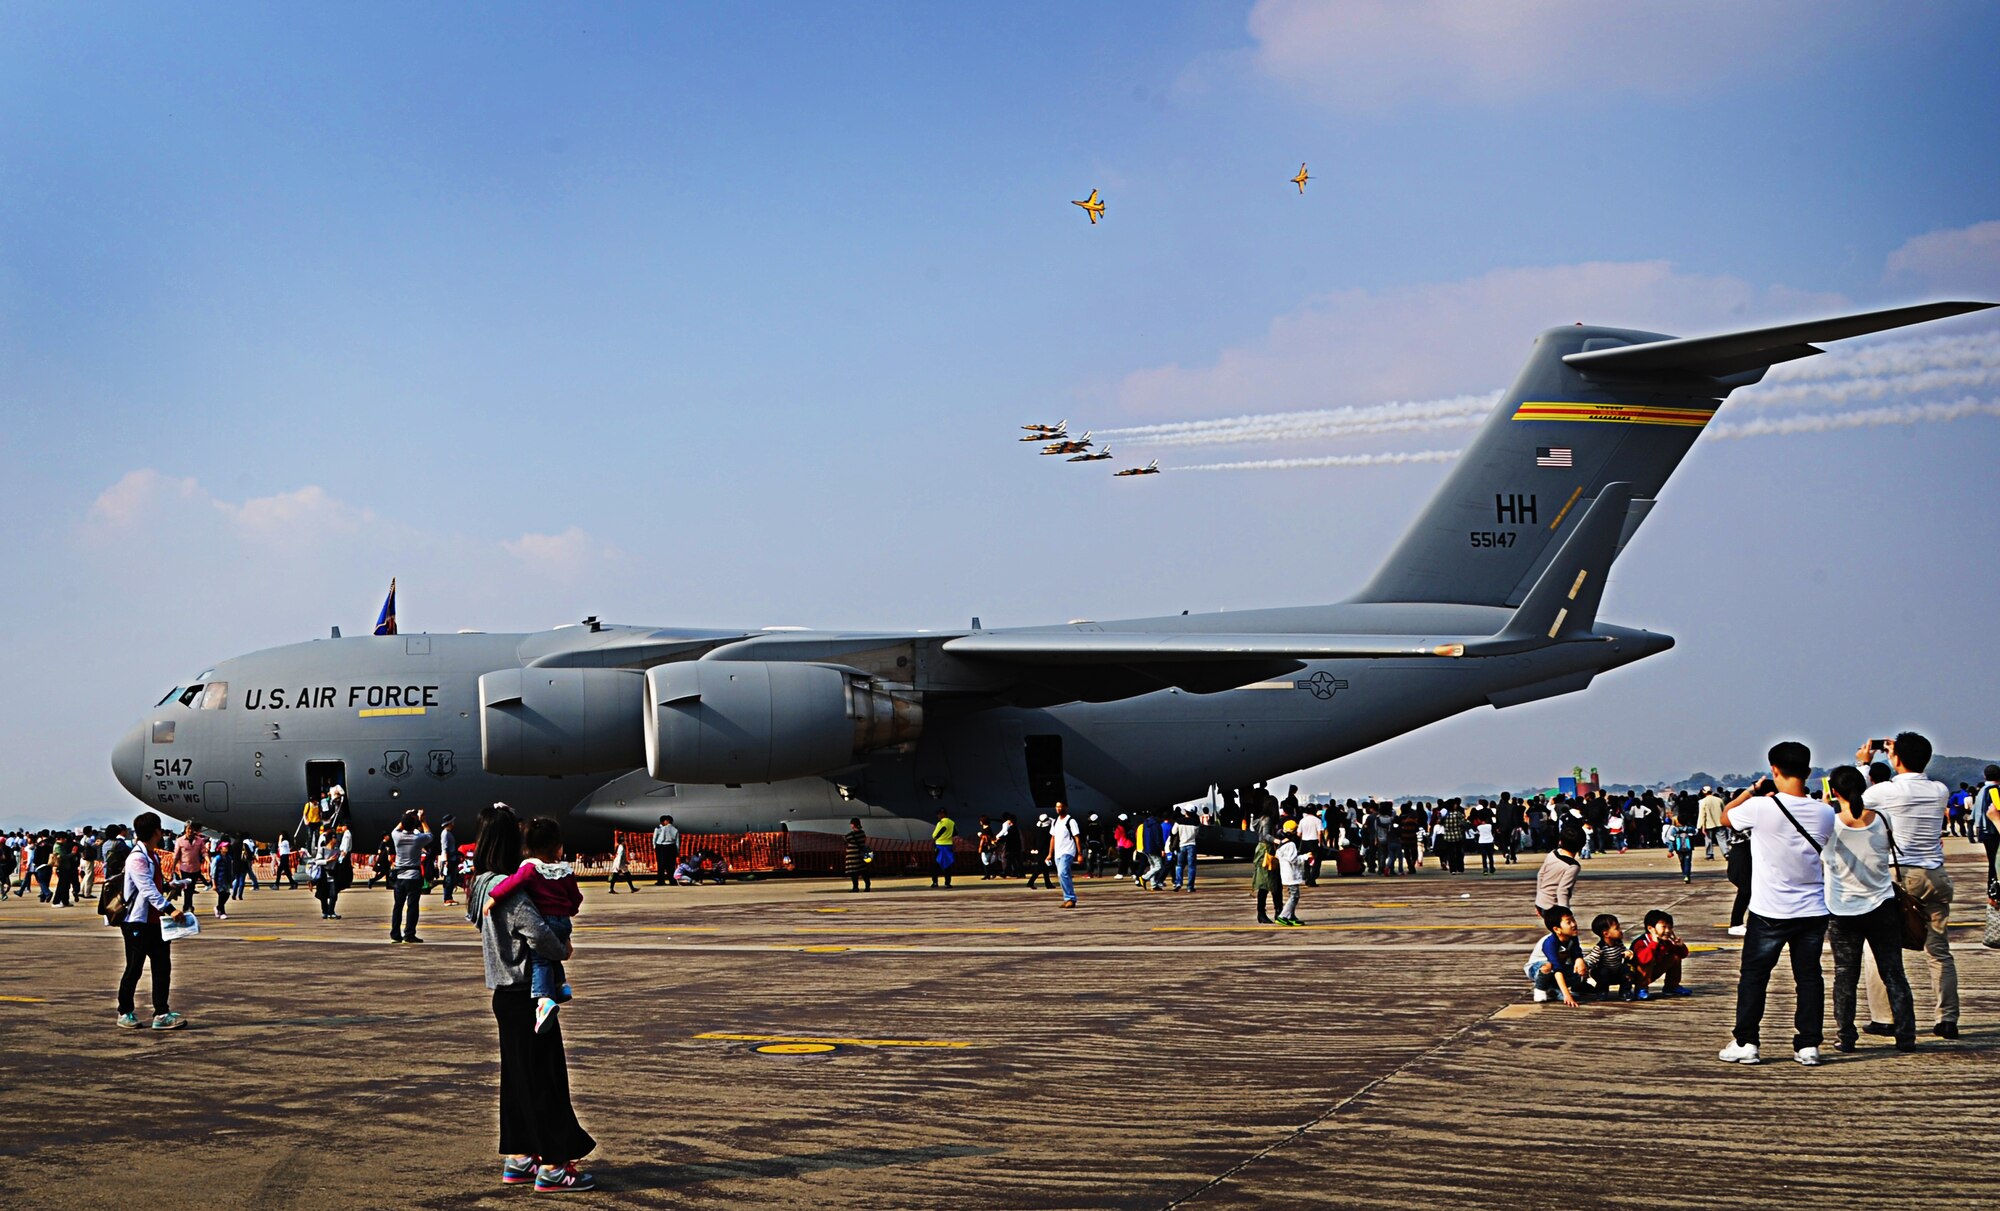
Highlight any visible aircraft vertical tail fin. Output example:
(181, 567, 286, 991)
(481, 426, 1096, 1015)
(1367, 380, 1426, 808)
(1349, 301, 1994, 607)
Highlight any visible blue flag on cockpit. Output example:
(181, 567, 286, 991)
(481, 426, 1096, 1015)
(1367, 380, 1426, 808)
(373, 578, 397, 637)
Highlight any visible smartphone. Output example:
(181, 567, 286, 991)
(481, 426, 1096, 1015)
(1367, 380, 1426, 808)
(1871, 738, 1892, 750)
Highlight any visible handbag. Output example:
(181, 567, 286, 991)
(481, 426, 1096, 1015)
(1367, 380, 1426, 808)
(1876, 816, 1931, 952)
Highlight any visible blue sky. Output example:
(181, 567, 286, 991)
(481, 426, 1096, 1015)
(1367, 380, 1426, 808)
(4, 1, 1998, 826)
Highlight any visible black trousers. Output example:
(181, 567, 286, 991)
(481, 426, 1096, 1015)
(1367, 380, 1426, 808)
(1830, 900, 1916, 1045)
(391, 877, 422, 940)
(118, 918, 171, 1017)
(493, 988, 596, 1164)
(1729, 880, 1752, 928)
(654, 846, 677, 884)
(1733, 911, 1828, 1050)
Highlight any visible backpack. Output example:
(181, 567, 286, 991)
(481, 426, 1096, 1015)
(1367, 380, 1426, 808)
(97, 841, 132, 923)
(1979, 788, 1999, 845)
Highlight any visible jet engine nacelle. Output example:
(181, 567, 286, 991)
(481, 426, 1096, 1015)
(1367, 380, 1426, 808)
(480, 667, 646, 776)
(644, 661, 922, 784)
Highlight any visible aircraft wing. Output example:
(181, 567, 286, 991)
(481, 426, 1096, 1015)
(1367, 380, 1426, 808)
(943, 632, 1468, 663)
(1562, 301, 1995, 380)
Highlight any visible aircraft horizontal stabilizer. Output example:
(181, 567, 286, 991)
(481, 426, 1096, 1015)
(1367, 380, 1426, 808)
(1480, 482, 1632, 652)
(1562, 301, 1996, 380)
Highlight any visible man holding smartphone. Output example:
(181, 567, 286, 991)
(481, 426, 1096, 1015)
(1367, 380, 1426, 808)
(1717, 741, 1836, 1067)
(1855, 732, 1959, 1039)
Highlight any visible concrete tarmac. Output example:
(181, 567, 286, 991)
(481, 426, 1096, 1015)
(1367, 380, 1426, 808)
(3, 844, 1996, 1210)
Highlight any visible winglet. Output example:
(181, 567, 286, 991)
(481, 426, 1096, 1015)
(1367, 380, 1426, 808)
(1477, 482, 1633, 652)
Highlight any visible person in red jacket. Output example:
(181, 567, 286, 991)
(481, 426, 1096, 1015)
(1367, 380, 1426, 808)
(1633, 909, 1693, 998)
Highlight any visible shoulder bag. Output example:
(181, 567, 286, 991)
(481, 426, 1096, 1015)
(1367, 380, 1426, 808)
(1874, 814, 1931, 952)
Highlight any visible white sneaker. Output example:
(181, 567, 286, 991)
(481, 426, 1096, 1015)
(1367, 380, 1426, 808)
(1532, 989, 1549, 1003)
(1718, 1041, 1761, 1064)
(1794, 1047, 1821, 1067)
(1726, 924, 1747, 937)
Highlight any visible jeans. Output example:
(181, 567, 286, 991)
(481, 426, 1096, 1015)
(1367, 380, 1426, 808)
(1176, 847, 1197, 890)
(1733, 911, 1828, 1050)
(390, 874, 422, 940)
(1831, 899, 1915, 1045)
(1279, 885, 1301, 920)
(118, 918, 172, 1018)
(1867, 865, 1957, 1026)
(1477, 843, 1495, 873)
(1054, 854, 1077, 901)
(1705, 828, 1729, 858)
(531, 917, 573, 1000)
(1677, 849, 1693, 880)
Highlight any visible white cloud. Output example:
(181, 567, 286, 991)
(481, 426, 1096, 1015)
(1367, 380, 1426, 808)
(87, 470, 369, 540)
(88, 469, 202, 527)
(1884, 219, 2000, 296)
(502, 525, 620, 569)
(1109, 259, 1845, 418)
(1239, 0, 1875, 107)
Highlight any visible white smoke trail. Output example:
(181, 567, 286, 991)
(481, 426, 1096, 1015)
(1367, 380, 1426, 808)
(1095, 329, 2000, 451)
(1166, 399, 2000, 471)
(1705, 396, 2000, 440)
(1170, 449, 1463, 472)
(1759, 329, 2000, 383)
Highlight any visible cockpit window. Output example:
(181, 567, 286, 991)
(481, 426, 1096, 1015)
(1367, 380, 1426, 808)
(152, 720, 176, 744)
(178, 685, 203, 708)
(198, 682, 229, 710)
(156, 687, 183, 707)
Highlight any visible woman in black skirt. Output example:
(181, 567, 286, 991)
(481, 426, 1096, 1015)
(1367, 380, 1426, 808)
(843, 817, 871, 892)
(473, 806, 598, 1191)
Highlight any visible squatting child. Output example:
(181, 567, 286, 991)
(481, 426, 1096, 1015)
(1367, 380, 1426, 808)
(1585, 913, 1636, 1001)
(1527, 906, 1585, 1006)
(1632, 909, 1693, 998)
(486, 817, 584, 1032)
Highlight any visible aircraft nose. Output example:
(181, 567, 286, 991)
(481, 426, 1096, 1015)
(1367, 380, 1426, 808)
(113, 722, 146, 802)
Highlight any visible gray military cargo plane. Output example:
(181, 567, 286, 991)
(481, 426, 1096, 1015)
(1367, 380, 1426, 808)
(112, 300, 1993, 848)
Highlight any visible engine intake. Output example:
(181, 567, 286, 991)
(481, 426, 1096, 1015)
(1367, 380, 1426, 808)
(480, 668, 645, 776)
(644, 661, 921, 784)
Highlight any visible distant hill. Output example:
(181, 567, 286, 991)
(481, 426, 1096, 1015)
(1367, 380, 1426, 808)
(1662, 756, 1997, 794)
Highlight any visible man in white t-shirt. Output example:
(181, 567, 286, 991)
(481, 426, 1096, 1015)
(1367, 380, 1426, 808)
(1048, 800, 1082, 907)
(1717, 741, 1837, 1068)
(1296, 808, 1324, 887)
(1855, 732, 1959, 1039)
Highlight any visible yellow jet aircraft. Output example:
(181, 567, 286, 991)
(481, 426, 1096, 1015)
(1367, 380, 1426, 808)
(1292, 163, 1310, 195)
(1067, 447, 1112, 462)
(1113, 459, 1161, 477)
(1072, 189, 1105, 225)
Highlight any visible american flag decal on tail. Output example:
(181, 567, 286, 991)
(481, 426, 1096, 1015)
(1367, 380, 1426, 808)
(1536, 446, 1573, 468)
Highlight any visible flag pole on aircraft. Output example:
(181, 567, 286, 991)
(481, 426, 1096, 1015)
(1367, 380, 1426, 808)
(373, 578, 397, 637)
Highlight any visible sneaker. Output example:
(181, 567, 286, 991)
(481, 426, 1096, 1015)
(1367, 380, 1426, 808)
(1531, 989, 1549, 1003)
(1794, 1046, 1821, 1067)
(1717, 1041, 1760, 1064)
(502, 1156, 539, 1185)
(1667, 985, 1694, 997)
(1726, 925, 1747, 937)
(1633, 987, 1649, 1001)
(558, 984, 573, 1004)
(389, 937, 404, 945)
(534, 1163, 594, 1192)
(215, 911, 228, 920)
(535, 997, 559, 1034)
(150, 1011, 187, 1031)
(117, 1012, 141, 1029)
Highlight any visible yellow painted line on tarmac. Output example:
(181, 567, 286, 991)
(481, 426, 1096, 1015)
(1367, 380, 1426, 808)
(1152, 931, 1536, 939)
(802, 946, 850, 953)
(796, 927, 1021, 935)
(695, 1031, 971, 1049)
(0, 995, 47, 1003)
(757, 1042, 836, 1055)
(814, 908, 850, 913)
(1368, 902, 1413, 908)
(238, 935, 282, 942)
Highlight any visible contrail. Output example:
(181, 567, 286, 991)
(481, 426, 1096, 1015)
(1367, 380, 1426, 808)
(1170, 450, 1463, 472)
(1166, 398, 2000, 471)
(1706, 396, 2000, 440)
(1095, 328, 2000, 451)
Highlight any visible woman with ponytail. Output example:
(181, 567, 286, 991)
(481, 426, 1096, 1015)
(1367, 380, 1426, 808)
(1823, 765, 1917, 1052)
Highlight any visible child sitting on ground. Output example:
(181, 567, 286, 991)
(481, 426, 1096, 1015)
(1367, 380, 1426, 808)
(1584, 913, 1636, 1001)
(1527, 906, 1585, 1006)
(1632, 909, 1693, 998)
(485, 818, 583, 1033)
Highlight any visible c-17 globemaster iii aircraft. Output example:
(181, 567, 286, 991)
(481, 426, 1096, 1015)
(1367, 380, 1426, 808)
(112, 300, 1993, 848)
